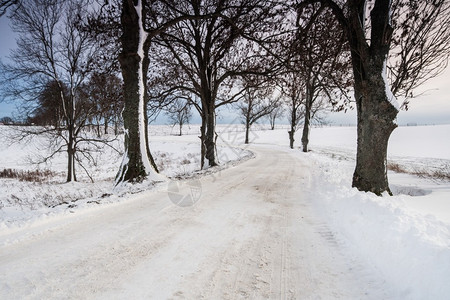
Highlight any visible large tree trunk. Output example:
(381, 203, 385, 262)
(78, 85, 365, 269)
(114, 116, 119, 136)
(200, 114, 206, 169)
(288, 129, 295, 149)
(116, 0, 161, 184)
(301, 117, 310, 152)
(104, 119, 108, 135)
(245, 119, 250, 144)
(204, 104, 217, 167)
(66, 124, 76, 182)
(289, 103, 296, 149)
(143, 99, 159, 172)
(66, 148, 75, 182)
(96, 121, 101, 138)
(301, 89, 312, 152)
(352, 55, 398, 195)
(347, 0, 398, 195)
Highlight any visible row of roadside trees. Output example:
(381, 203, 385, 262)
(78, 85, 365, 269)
(1, 0, 449, 195)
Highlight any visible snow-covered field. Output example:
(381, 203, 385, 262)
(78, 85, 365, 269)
(0, 125, 253, 227)
(0, 123, 449, 299)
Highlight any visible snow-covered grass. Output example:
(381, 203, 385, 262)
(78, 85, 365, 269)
(0, 125, 252, 227)
(0, 123, 449, 299)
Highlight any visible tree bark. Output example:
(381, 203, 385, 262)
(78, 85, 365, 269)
(301, 87, 312, 152)
(301, 118, 310, 152)
(352, 57, 398, 195)
(244, 106, 251, 144)
(200, 115, 206, 169)
(66, 123, 76, 182)
(204, 104, 217, 167)
(104, 119, 108, 135)
(116, 0, 160, 184)
(288, 130, 294, 149)
(289, 101, 296, 149)
(143, 99, 159, 172)
(348, 0, 398, 195)
(96, 122, 101, 138)
(245, 120, 250, 144)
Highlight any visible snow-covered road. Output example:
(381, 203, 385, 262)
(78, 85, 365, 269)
(0, 146, 393, 299)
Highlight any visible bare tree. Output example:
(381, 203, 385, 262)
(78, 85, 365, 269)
(154, 0, 275, 168)
(236, 77, 279, 144)
(86, 73, 124, 137)
(278, 72, 305, 149)
(0, 0, 115, 182)
(267, 102, 284, 130)
(26, 80, 67, 127)
(115, 0, 236, 182)
(295, 7, 351, 152)
(116, 0, 158, 183)
(165, 98, 192, 136)
(298, 0, 450, 195)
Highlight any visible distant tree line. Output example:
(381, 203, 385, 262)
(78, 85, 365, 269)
(26, 75, 123, 134)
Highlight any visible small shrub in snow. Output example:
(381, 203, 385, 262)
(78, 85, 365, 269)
(387, 162, 408, 174)
(431, 164, 450, 181)
(388, 163, 450, 182)
(411, 164, 450, 181)
(180, 158, 191, 165)
(0, 168, 56, 183)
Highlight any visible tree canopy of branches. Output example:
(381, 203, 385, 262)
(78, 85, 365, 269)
(115, 0, 250, 182)
(165, 98, 192, 136)
(0, 0, 17, 16)
(152, 0, 277, 168)
(389, 0, 450, 106)
(294, 6, 351, 152)
(298, 0, 450, 195)
(86, 73, 124, 136)
(278, 71, 305, 149)
(236, 77, 279, 144)
(27, 80, 67, 127)
(267, 101, 284, 130)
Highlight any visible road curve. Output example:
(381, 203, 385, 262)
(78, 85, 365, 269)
(0, 145, 392, 299)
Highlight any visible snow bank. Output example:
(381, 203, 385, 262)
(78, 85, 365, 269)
(305, 153, 450, 299)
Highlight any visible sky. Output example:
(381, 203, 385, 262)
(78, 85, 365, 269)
(0, 15, 449, 126)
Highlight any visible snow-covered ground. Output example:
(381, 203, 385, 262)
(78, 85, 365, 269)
(0, 123, 449, 299)
(0, 125, 253, 227)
